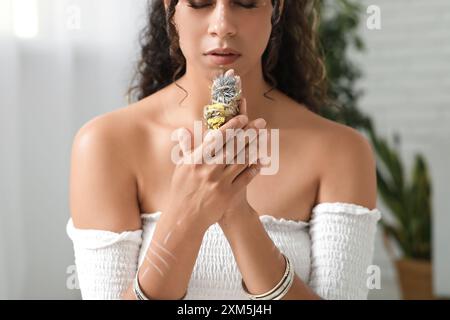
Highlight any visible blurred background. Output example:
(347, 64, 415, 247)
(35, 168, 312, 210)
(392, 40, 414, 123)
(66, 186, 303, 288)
(0, 0, 449, 299)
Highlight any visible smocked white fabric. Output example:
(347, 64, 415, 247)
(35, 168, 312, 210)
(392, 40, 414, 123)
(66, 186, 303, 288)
(66, 202, 381, 300)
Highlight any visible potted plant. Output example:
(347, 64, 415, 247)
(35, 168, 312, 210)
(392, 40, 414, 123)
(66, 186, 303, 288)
(317, 0, 434, 299)
(369, 131, 433, 300)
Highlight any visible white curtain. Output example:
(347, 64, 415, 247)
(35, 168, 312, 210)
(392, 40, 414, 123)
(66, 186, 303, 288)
(0, 0, 147, 299)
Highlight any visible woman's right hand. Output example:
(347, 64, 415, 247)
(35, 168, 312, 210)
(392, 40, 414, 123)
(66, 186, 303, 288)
(164, 114, 263, 231)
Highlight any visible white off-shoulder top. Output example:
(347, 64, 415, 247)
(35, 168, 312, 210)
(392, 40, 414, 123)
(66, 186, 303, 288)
(66, 202, 381, 300)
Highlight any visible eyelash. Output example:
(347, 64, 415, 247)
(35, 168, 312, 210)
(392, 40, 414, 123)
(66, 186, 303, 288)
(187, 1, 258, 9)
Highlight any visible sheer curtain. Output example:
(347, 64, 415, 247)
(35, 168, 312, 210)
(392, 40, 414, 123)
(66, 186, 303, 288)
(0, 0, 147, 299)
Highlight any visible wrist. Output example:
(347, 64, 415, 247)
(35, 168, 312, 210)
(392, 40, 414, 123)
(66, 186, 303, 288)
(181, 211, 210, 236)
(219, 203, 257, 229)
(159, 208, 208, 239)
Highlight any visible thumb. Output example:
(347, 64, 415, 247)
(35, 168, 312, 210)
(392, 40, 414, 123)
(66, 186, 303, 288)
(240, 97, 248, 116)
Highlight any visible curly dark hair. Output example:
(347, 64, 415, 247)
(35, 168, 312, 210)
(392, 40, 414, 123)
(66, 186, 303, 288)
(127, 0, 329, 114)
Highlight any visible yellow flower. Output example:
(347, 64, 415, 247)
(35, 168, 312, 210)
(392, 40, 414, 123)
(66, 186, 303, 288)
(207, 116, 226, 130)
(204, 103, 227, 129)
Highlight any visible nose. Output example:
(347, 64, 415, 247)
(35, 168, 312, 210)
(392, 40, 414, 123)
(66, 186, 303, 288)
(208, 1, 237, 39)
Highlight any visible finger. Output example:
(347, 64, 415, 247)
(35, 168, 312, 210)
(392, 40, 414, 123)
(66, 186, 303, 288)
(223, 139, 256, 182)
(239, 134, 259, 165)
(201, 114, 248, 153)
(202, 123, 245, 171)
(223, 116, 267, 181)
(193, 114, 248, 165)
(240, 97, 247, 116)
(225, 123, 264, 173)
(232, 128, 258, 165)
(230, 117, 266, 165)
(225, 69, 234, 77)
(232, 162, 261, 189)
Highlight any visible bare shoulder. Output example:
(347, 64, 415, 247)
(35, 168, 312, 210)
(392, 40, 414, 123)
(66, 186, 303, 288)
(73, 108, 130, 152)
(276, 95, 377, 210)
(72, 105, 145, 173)
(312, 111, 378, 210)
(70, 106, 145, 232)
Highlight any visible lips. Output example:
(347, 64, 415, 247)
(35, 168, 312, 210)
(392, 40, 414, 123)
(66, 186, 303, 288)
(211, 53, 235, 56)
(205, 48, 241, 55)
(206, 53, 240, 66)
(205, 48, 241, 65)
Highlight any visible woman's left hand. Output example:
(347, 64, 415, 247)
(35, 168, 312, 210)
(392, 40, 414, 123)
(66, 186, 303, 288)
(218, 96, 268, 224)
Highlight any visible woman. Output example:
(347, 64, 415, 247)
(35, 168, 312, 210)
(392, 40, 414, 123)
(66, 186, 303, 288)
(67, 0, 381, 300)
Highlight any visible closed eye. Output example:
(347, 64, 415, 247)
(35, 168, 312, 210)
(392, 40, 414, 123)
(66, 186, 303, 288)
(187, 1, 258, 9)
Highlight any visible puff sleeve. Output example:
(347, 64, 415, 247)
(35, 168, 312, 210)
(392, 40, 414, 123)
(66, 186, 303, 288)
(66, 218, 143, 299)
(308, 202, 382, 299)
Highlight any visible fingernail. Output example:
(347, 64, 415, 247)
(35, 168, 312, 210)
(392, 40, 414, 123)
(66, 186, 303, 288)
(254, 118, 266, 129)
(239, 116, 248, 126)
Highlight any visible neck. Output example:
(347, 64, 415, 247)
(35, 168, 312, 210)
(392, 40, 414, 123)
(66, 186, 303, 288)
(172, 63, 274, 125)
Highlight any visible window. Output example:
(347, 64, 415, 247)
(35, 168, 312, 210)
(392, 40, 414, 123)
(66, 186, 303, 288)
(0, 0, 39, 38)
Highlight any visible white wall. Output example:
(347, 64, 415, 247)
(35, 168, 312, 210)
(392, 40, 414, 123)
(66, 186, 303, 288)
(0, 0, 147, 299)
(354, 0, 450, 298)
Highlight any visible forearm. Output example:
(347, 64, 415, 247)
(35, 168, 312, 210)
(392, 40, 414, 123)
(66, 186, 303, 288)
(219, 208, 321, 300)
(122, 210, 207, 300)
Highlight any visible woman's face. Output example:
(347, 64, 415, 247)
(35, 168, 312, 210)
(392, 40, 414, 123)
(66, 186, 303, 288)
(167, 0, 276, 76)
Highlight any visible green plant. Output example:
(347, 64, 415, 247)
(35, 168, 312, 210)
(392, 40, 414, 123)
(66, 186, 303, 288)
(317, 0, 433, 261)
(318, 0, 368, 128)
(369, 130, 432, 260)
